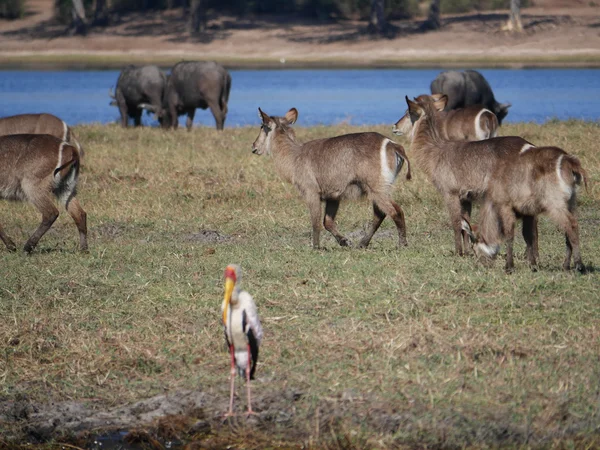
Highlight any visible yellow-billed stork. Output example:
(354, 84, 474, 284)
(221, 264, 263, 416)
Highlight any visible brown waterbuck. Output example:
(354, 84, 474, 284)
(461, 145, 587, 272)
(393, 94, 498, 141)
(405, 94, 539, 261)
(0, 113, 84, 157)
(252, 108, 411, 249)
(0, 134, 88, 253)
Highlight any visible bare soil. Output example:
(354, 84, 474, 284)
(1, 0, 599, 67)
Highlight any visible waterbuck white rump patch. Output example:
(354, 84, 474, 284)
(380, 138, 396, 185)
(55, 141, 66, 180)
(519, 143, 536, 154)
(556, 154, 573, 197)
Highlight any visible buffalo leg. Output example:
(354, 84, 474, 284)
(186, 109, 195, 131)
(209, 101, 225, 130)
(323, 199, 350, 247)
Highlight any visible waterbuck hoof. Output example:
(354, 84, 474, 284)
(6, 243, 17, 252)
(529, 265, 539, 273)
(504, 265, 515, 275)
(338, 238, 351, 247)
(23, 244, 35, 254)
(575, 263, 586, 274)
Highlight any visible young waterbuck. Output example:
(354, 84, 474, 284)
(0, 134, 88, 253)
(252, 107, 411, 249)
(405, 95, 539, 259)
(461, 146, 587, 272)
(0, 113, 84, 157)
(393, 94, 498, 141)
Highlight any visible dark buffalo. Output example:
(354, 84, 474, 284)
(430, 70, 511, 124)
(156, 61, 232, 131)
(110, 65, 167, 127)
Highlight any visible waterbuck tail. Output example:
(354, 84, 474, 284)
(564, 154, 588, 193)
(391, 142, 412, 181)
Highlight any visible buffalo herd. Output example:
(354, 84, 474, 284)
(110, 60, 232, 131)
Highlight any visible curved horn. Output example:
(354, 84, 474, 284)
(109, 87, 115, 99)
(138, 103, 157, 112)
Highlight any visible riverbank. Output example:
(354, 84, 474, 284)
(1, 0, 599, 69)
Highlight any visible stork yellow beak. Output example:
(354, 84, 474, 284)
(222, 278, 235, 325)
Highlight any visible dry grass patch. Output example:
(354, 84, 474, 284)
(0, 121, 599, 447)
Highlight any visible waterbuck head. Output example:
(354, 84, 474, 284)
(252, 107, 298, 155)
(460, 217, 500, 263)
(393, 94, 447, 137)
(404, 94, 448, 137)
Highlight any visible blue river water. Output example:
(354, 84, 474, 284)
(0, 68, 599, 128)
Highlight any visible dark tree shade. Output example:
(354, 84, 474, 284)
(420, 0, 440, 31)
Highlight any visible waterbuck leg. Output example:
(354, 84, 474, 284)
(306, 196, 322, 249)
(557, 211, 584, 273)
(369, 194, 408, 248)
(460, 199, 473, 255)
(359, 202, 385, 248)
(66, 197, 88, 252)
(522, 215, 538, 270)
(186, 109, 196, 131)
(23, 193, 59, 254)
(323, 199, 350, 247)
(0, 223, 17, 252)
(500, 208, 517, 273)
(446, 195, 464, 256)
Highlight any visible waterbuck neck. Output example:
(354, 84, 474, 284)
(411, 106, 447, 177)
(270, 128, 302, 184)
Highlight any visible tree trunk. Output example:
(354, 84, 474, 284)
(93, 0, 109, 26)
(421, 0, 441, 31)
(190, 0, 206, 34)
(503, 0, 523, 32)
(70, 0, 87, 35)
(368, 0, 386, 35)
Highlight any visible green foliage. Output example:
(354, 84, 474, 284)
(0, 0, 25, 19)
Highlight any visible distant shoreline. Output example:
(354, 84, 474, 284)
(2, 53, 600, 70)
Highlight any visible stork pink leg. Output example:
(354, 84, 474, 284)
(225, 345, 236, 417)
(246, 344, 256, 415)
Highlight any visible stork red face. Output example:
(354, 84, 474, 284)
(224, 266, 237, 282)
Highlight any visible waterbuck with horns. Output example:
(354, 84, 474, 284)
(0, 134, 87, 253)
(461, 145, 587, 272)
(0, 113, 84, 157)
(405, 94, 540, 261)
(393, 94, 498, 141)
(252, 107, 411, 249)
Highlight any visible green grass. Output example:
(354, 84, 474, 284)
(1, 120, 599, 448)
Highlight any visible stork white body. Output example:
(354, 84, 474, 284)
(221, 265, 263, 416)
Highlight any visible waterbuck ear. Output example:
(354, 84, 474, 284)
(258, 107, 271, 124)
(406, 96, 424, 124)
(284, 108, 298, 125)
(433, 94, 448, 111)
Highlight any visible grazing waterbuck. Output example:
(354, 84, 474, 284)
(0, 113, 84, 157)
(0, 134, 88, 253)
(252, 107, 411, 249)
(405, 95, 539, 260)
(393, 94, 498, 141)
(461, 146, 587, 272)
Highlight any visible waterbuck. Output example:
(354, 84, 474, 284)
(252, 107, 411, 249)
(393, 94, 498, 141)
(0, 113, 84, 157)
(0, 134, 88, 253)
(405, 95, 539, 259)
(461, 146, 587, 272)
